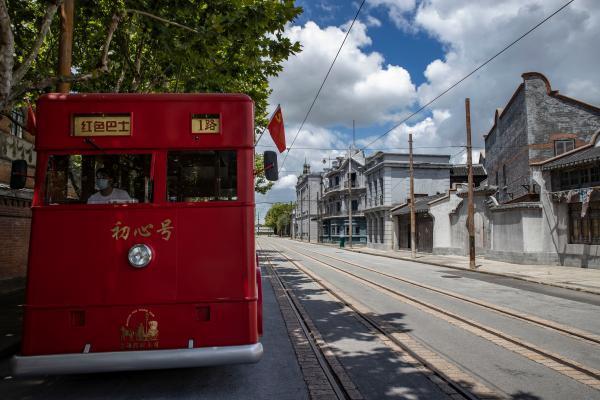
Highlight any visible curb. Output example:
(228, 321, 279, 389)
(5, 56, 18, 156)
(345, 248, 600, 296)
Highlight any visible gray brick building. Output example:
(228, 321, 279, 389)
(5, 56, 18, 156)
(485, 72, 600, 203)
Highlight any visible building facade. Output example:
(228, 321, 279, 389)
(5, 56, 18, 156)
(362, 152, 452, 250)
(320, 152, 367, 245)
(293, 163, 321, 242)
(427, 72, 600, 268)
(484, 72, 600, 203)
(0, 110, 36, 284)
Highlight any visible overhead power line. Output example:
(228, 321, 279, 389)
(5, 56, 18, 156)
(358, 0, 576, 153)
(278, 0, 366, 173)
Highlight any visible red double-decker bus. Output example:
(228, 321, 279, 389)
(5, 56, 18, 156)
(10, 93, 277, 375)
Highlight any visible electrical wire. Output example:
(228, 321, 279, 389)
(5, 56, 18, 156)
(357, 0, 576, 153)
(279, 0, 366, 173)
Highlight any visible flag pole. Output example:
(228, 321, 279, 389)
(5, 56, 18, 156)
(254, 104, 280, 145)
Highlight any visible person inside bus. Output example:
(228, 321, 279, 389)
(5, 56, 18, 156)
(87, 168, 133, 204)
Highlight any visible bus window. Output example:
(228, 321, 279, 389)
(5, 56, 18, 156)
(167, 151, 237, 202)
(45, 154, 153, 204)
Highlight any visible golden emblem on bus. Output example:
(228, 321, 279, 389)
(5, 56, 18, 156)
(191, 113, 220, 134)
(120, 308, 160, 350)
(73, 114, 131, 136)
(111, 219, 174, 241)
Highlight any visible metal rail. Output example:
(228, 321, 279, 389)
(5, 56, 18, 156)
(257, 243, 354, 400)
(261, 241, 484, 400)
(286, 244, 600, 346)
(275, 240, 600, 389)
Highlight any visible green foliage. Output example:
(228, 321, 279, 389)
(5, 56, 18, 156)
(264, 202, 293, 235)
(7, 0, 301, 193)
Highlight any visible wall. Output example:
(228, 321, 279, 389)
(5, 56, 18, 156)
(484, 87, 530, 203)
(0, 188, 32, 281)
(533, 167, 600, 268)
(525, 74, 600, 163)
(430, 190, 491, 256)
(388, 168, 449, 205)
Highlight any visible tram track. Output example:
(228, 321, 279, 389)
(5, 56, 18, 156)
(273, 240, 600, 391)
(257, 242, 362, 400)
(260, 240, 502, 400)
(284, 242, 600, 347)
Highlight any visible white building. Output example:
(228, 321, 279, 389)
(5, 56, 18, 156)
(362, 152, 452, 250)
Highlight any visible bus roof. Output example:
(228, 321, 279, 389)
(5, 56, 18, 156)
(35, 93, 254, 151)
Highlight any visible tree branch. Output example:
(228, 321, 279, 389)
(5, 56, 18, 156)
(125, 9, 198, 33)
(10, 10, 124, 101)
(13, 1, 62, 86)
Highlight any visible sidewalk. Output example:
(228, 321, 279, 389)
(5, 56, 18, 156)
(344, 246, 600, 295)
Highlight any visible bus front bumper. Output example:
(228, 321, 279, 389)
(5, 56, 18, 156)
(10, 342, 263, 376)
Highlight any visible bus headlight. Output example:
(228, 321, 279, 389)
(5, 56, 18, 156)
(128, 244, 153, 268)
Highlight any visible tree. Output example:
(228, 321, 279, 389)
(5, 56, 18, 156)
(0, 1, 301, 192)
(265, 202, 293, 235)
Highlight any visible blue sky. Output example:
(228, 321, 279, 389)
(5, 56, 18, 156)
(256, 0, 600, 222)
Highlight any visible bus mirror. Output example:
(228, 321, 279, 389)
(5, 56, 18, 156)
(10, 160, 28, 189)
(263, 151, 278, 181)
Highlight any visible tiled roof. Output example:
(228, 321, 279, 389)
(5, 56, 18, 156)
(542, 146, 600, 170)
(391, 193, 446, 216)
(450, 164, 487, 176)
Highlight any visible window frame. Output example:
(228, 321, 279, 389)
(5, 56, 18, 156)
(166, 149, 238, 203)
(555, 139, 575, 156)
(43, 151, 154, 206)
(569, 202, 600, 244)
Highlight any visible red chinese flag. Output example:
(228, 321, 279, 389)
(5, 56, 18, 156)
(268, 105, 286, 153)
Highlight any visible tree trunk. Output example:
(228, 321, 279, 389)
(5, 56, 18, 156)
(0, 0, 14, 112)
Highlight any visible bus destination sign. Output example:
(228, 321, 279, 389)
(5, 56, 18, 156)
(73, 114, 132, 137)
(191, 114, 220, 134)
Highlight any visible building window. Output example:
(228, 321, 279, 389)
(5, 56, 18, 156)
(569, 202, 600, 244)
(334, 176, 340, 187)
(336, 202, 341, 212)
(555, 139, 575, 156)
(10, 109, 24, 138)
(351, 199, 358, 211)
(559, 165, 600, 190)
(502, 164, 507, 186)
(495, 170, 499, 186)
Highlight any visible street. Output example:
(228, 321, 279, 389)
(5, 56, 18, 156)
(2, 237, 600, 399)
(258, 237, 600, 400)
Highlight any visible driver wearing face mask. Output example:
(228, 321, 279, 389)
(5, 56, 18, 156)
(87, 168, 133, 204)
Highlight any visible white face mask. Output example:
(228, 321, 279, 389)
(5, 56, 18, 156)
(96, 178, 110, 190)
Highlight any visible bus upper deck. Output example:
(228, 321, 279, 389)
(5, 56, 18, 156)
(10, 93, 273, 375)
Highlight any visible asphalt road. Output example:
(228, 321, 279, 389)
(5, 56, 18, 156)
(262, 237, 600, 400)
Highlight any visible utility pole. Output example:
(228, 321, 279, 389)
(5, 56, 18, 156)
(57, 0, 74, 93)
(465, 98, 476, 269)
(308, 182, 311, 242)
(348, 146, 353, 248)
(317, 191, 321, 243)
(409, 133, 416, 259)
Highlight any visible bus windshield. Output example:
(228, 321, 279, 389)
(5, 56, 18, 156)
(45, 154, 153, 205)
(167, 150, 237, 202)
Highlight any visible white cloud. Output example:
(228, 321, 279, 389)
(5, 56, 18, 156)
(367, 0, 417, 30)
(410, 0, 600, 149)
(268, 20, 417, 128)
